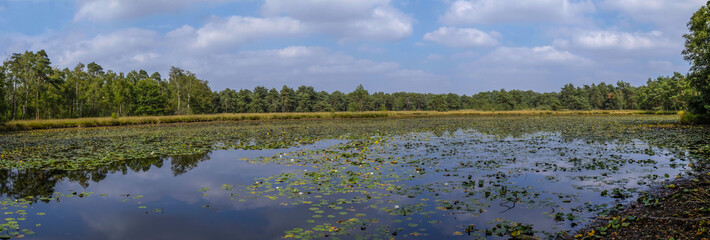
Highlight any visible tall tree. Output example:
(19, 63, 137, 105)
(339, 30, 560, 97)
(266, 88, 281, 113)
(236, 89, 252, 113)
(31, 50, 57, 119)
(249, 86, 268, 113)
(0, 65, 6, 123)
(349, 84, 369, 111)
(280, 85, 295, 112)
(6, 52, 32, 119)
(134, 79, 166, 116)
(683, 1, 710, 114)
(295, 86, 316, 112)
(86, 62, 104, 76)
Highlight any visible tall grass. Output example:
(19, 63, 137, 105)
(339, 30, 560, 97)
(1, 110, 676, 131)
(679, 111, 710, 124)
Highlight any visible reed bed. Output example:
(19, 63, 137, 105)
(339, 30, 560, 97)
(1, 110, 678, 131)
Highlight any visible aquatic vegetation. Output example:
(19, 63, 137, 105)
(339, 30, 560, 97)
(0, 115, 708, 238)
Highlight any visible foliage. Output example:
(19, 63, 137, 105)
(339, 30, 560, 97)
(0, 50, 702, 122)
(0, 65, 6, 124)
(683, 1, 710, 114)
(134, 79, 167, 116)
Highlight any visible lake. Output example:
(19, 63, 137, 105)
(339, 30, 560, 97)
(0, 115, 706, 239)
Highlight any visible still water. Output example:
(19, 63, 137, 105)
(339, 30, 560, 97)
(0, 127, 699, 239)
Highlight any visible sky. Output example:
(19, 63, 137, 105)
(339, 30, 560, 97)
(0, 0, 705, 94)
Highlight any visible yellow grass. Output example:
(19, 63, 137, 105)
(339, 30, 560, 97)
(1, 109, 679, 131)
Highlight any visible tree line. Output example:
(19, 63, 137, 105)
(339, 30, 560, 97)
(5, 2, 710, 123)
(0, 50, 703, 123)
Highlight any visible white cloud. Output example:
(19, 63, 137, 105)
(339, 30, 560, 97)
(453, 46, 594, 92)
(441, 0, 595, 25)
(74, 0, 237, 21)
(172, 16, 304, 50)
(187, 46, 447, 92)
(74, 0, 411, 42)
(262, 0, 412, 41)
(262, 0, 389, 21)
(2, 29, 161, 69)
(481, 46, 591, 66)
(601, 0, 704, 32)
(570, 30, 672, 50)
(549, 29, 678, 55)
(423, 27, 499, 48)
(3, 27, 446, 93)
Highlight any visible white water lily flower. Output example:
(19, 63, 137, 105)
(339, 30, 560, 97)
(394, 205, 400, 209)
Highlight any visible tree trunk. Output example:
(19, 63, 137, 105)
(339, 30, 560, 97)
(24, 86, 28, 119)
(11, 80, 16, 120)
(36, 75, 40, 120)
(176, 81, 181, 114)
(75, 80, 78, 117)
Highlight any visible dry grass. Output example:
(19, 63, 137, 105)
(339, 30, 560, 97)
(1, 110, 678, 131)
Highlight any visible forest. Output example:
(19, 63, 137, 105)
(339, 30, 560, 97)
(0, 50, 704, 123)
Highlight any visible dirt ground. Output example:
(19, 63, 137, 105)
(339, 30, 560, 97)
(570, 172, 710, 240)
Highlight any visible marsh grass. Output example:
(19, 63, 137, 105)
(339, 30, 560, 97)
(1, 110, 677, 131)
(679, 111, 710, 124)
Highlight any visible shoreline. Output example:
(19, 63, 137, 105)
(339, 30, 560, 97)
(569, 172, 710, 239)
(1, 110, 679, 131)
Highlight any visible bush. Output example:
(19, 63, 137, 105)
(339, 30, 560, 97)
(679, 111, 710, 124)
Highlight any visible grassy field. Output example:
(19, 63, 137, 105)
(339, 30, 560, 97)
(1, 109, 680, 131)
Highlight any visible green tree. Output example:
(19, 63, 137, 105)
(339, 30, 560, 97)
(109, 72, 134, 116)
(168, 67, 191, 114)
(134, 79, 166, 116)
(313, 91, 333, 112)
(249, 86, 268, 113)
(349, 84, 369, 111)
(150, 72, 162, 82)
(295, 86, 316, 112)
(168, 67, 212, 114)
(430, 95, 448, 112)
(329, 91, 347, 111)
(266, 88, 281, 113)
(7, 52, 34, 119)
(236, 89, 252, 113)
(280, 85, 295, 112)
(683, 1, 710, 114)
(0, 65, 6, 123)
(219, 89, 238, 113)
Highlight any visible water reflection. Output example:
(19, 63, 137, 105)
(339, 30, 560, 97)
(0, 117, 707, 239)
(0, 153, 211, 200)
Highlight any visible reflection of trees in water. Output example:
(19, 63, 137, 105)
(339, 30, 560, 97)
(0, 152, 211, 200)
(1, 116, 707, 201)
(171, 154, 211, 176)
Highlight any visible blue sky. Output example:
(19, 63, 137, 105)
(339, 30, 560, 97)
(0, 0, 704, 94)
